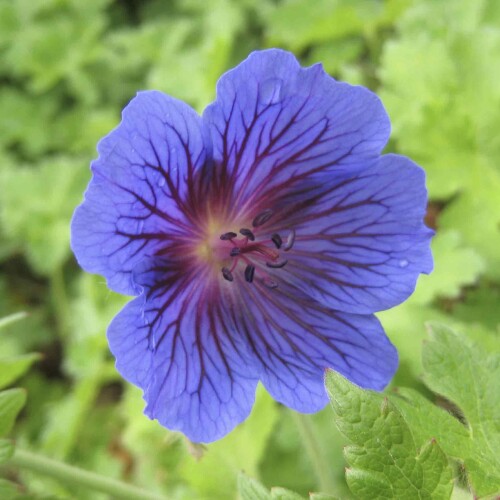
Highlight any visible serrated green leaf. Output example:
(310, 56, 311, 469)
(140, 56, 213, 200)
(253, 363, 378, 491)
(238, 472, 271, 500)
(0, 353, 40, 390)
(0, 438, 14, 463)
(422, 323, 500, 497)
(418, 439, 457, 500)
(326, 371, 454, 499)
(0, 388, 26, 437)
(391, 388, 471, 460)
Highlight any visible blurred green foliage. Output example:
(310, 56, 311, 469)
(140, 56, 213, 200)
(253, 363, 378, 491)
(0, 0, 498, 498)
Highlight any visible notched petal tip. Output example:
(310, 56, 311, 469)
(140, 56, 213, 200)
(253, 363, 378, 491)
(203, 48, 391, 214)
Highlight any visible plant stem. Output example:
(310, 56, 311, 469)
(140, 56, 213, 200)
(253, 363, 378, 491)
(9, 448, 168, 500)
(291, 411, 336, 494)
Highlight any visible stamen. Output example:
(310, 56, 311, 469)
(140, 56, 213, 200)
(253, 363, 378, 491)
(221, 267, 234, 282)
(244, 264, 255, 283)
(239, 228, 255, 241)
(266, 259, 288, 269)
(271, 233, 282, 249)
(220, 232, 237, 240)
(263, 278, 278, 289)
(282, 229, 296, 252)
(218, 223, 294, 285)
(252, 209, 274, 227)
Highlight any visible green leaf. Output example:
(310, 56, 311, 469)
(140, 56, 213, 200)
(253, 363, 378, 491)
(0, 438, 14, 463)
(326, 371, 454, 499)
(38, 372, 104, 460)
(422, 324, 500, 497)
(0, 479, 19, 500)
(147, 0, 244, 112)
(416, 439, 455, 499)
(308, 495, 340, 500)
(0, 157, 89, 275)
(266, 0, 364, 50)
(0, 312, 28, 331)
(390, 388, 471, 460)
(259, 406, 350, 498)
(410, 231, 485, 305)
(238, 472, 271, 500)
(178, 385, 279, 498)
(0, 353, 40, 390)
(266, 0, 403, 52)
(378, 301, 449, 387)
(65, 274, 127, 377)
(2, 0, 108, 95)
(237, 474, 310, 500)
(0, 89, 60, 160)
(453, 285, 500, 328)
(379, 0, 500, 276)
(438, 169, 500, 280)
(271, 487, 305, 499)
(0, 388, 26, 437)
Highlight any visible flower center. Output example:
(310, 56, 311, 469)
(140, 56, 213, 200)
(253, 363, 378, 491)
(216, 209, 296, 289)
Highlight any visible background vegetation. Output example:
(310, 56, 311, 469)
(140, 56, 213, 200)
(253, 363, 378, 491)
(0, 0, 498, 498)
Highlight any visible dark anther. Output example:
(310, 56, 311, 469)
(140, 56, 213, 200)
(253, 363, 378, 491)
(271, 233, 282, 249)
(252, 209, 274, 227)
(244, 264, 255, 283)
(282, 229, 296, 251)
(220, 232, 237, 240)
(239, 228, 255, 241)
(230, 247, 241, 257)
(263, 278, 278, 289)
(221, 267, 234, 282)
(266, 259, 288, 269)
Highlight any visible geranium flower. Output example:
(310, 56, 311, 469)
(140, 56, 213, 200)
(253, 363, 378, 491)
(71, 49, 433, 442)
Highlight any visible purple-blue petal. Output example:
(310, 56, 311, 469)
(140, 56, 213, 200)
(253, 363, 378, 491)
(275, 154, 433, 314)
(203, 48, 390, 216)
(107, 258, 259, 443)
(235, 280, 398, 412)
(71, 91, 210, 295)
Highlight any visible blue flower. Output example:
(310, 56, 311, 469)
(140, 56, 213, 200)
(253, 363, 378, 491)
(71, 49, 433, 442)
